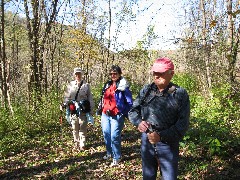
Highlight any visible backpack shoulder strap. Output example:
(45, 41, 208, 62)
(167, 83, 181, 109)
(98, 80, 111, 109)
(140, 83, 153, 105)
(74, 80, 83, 101)
(101, 80, 111, 95)
(167, 83, 177, 95)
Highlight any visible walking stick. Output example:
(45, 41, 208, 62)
(59, 106, 64, 140)
(147, 124, 161, 172)
(59, 115, 63, 139)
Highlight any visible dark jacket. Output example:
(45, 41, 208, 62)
(128, 82, 190, 143)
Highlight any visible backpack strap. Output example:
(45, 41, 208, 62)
(167, 83, 179, 109)
(167, 83, 177, 95)
(97, 81, 111, 112)
(140, 83, 154, 105)
(74, 80, 83, 101)
(142, 83, 177, 105)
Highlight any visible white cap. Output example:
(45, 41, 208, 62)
(74, 67, 83, 74)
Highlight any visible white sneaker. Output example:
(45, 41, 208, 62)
(103, 154, 111, 160)
(110, 159, 121, 167)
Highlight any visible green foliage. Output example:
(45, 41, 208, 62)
(186, 81, 239, 158)
(0, 90, 62, 157)
(129, 81, 143, 100)
(0, 108, 11, 138)
(208, 138, 221, 155)
(91, 82, 105, 106)
(172, 73, 200, 110)
(172, 73, 199, 95)
(1, 76, 239, 179)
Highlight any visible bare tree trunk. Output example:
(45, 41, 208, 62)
(200, 0, 212, 91)
(232, 25, 240, 80)
(0, 0, 8, 108)
(226, 0, 237, 84)
(81, 0, 87, 34)
(56, 21, 64, 92)
(40, 0, 58, 93)
(104, 0, 112, 81)
(24, 0, 41, 105)
(23, 0, 59, 105)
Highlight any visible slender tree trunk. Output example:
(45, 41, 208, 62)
(24, 0, 59, 105)
(24, 0, 40, 105)
(81, 0, 87, 34)
(103, 0, 112, 82)
(0, 0, 8, 108)
(226, 0, 236, 84)
(40, 0, 58, 93)
(200, 0, 212, 90)
(56, 21, 64, 92)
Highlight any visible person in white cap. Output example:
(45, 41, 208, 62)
(62, 67, 95, 151)
(128, 57, 190, 180)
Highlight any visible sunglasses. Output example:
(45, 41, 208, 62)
(109, 72, 118, 76)
(153, 71, 168, 76)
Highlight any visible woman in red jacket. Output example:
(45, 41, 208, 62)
(97, 65, 133, 166)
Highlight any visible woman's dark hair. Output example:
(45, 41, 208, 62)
(110, 65, 122, 74)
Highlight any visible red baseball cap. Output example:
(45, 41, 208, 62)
(151, 57, 174, 73)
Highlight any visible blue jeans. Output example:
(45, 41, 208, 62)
(66, 108, 71, 124)
(141, 133, 179, 180)
(101, 113, 124, 160)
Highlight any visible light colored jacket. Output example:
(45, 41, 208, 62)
(64, 80, 95, 114)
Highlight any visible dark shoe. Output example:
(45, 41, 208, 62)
(103, 154, 111, 160)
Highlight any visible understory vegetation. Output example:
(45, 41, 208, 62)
(0, 73, 239, 179)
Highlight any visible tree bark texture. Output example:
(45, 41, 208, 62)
(0, 0, 9, 108)
(23, 0, 59, 104)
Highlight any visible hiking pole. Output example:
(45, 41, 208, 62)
(59, 104, 64, 140)
(146, 124, 161, 172)
(59, 114, 63, 139)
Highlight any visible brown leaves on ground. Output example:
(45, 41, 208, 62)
(0, 120, 144, 179)
(0, 120, 239, 179)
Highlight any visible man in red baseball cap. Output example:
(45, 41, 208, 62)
(151, 57, 174, 72)
(129, 57, 190, 180)
(151, 57, 175, 92)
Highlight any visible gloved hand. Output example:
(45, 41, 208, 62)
(60, 103, 66, 111)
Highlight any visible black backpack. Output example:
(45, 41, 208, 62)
(79, 99, 91, 113)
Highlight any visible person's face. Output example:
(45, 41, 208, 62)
(75, 72, 82, 82)
(109, 71, 120, 82)
(153, 70, 174, 88)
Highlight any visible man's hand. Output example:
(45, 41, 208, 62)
(138, 121, 149, 133)
(147, 131, 160, 144)
(60, 103, 66, 111)
(60, 104, 63, 111)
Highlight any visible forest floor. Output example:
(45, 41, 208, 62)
(0, 117, 239, 180)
